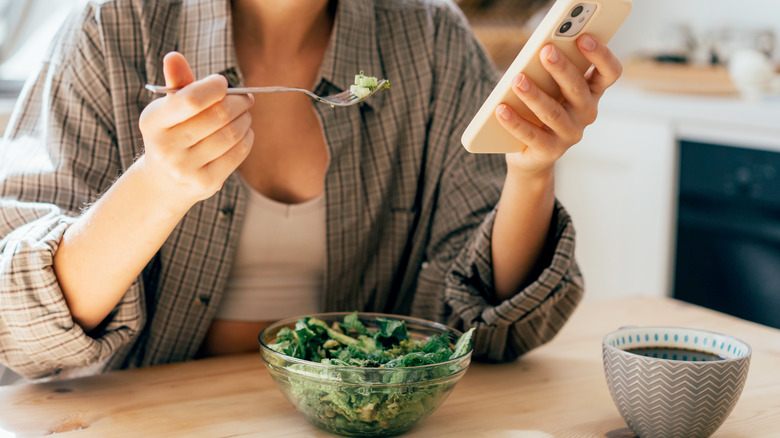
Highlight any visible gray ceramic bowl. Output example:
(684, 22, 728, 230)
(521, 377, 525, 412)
(603, 326, 751, 438)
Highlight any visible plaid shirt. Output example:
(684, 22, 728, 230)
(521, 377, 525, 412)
(0, 0, 583, 379)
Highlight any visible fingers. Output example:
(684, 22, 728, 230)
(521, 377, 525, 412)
(138, 52, 256, 205)
(163, 51, 195, 89)
(497, 68, 583, 150)
(495, 102, 565, 160)
(144, 51, 238, 129)
(498, 44, 589, 144)
(511, 68, 583, 143)
(159, 92, 255, 149)
(497, 36, 623, 146)
(539, 44, 594, 120)
(188, 111, 254, 165)
(535, 35, 622, 110)
(149, 51, 255, 151)
(145, 74, 232, 129)
(577, 34, 623, 97)
(202, 128, 255, 184)
(140, 50, 254, 149)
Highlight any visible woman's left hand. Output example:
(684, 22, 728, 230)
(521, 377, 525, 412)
(495, 34, 622, 175)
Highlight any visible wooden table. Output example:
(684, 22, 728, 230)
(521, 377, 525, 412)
(1, 297, 778, 437)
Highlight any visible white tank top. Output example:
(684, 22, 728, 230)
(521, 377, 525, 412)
(215, 176, 326, 321)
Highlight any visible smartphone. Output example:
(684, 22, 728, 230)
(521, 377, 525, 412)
(461, 0, 632, 154)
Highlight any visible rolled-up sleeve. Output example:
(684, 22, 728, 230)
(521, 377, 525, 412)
(444, 201, 583, 362)
(0, 208, 143, 379)
(0, 5, 144, 379)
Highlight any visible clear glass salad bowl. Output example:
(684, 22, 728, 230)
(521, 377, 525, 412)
(258, 312, 473, 437)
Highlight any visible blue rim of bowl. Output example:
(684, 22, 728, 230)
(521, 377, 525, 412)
(258, 312, 474, 371)
(602, 326, 752, 362)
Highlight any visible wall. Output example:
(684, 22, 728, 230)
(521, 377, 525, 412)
(610, 0, 780, 62)
(0, 98, 14, 134)
(0, 109, 10, 134)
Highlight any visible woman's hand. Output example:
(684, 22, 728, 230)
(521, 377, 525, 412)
(490, 35, 622, 299)
(55, 52, 255, 329)
(138, 52, 255, 212)
(495, 34, 622, 176)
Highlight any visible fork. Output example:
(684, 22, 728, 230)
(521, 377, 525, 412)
(144, 80, 388, 107)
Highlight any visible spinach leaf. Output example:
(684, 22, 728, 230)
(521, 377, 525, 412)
(374, 318, 409, 348)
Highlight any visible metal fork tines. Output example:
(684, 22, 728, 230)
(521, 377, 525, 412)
(144, 80, 388, 107)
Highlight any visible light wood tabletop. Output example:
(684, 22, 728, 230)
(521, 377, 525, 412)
(1, 296, 778, 437)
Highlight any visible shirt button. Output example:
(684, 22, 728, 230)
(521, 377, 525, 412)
(421, 261, 430, 270)
(218, 206, 234, 220)
(219, 67, 241, 88)
(196, 295, 210, 307)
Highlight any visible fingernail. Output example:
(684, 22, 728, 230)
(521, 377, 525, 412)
(497, 104, 512, 120)
(247, 93, 255, 104)
(513, 74, 530, 92)
(542, 45, 559, 63)
(581, 35, 596, 51)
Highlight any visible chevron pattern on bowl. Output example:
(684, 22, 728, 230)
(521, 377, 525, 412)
(603, 327, 751, 438)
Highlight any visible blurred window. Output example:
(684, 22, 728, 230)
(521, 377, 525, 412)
(0, 0, 77, 98)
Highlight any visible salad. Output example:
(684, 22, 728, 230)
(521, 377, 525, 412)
(264, 312, 474, 436)
(350, 71, 391, 99)
(268, 311, 473, 367)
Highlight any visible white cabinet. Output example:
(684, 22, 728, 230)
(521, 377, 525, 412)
(556, 110, 676, 301)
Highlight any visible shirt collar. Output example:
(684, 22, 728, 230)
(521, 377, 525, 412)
(178, 0, 385, 110)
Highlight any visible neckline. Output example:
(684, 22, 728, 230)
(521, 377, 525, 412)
(237, 173, 325, 216)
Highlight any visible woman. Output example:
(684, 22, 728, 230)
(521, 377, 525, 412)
(0, 0, 621, 380)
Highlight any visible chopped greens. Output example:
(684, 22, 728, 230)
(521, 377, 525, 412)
(268, 311, 473, 367)
(265, 312, 475, 436)
(350, 71, 390, 99)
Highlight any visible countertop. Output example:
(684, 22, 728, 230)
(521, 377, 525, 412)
(604, 64, 780, 151)
(1, 296, 778, 437)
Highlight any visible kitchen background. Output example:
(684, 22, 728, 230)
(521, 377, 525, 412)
(1, 1, 778, 329)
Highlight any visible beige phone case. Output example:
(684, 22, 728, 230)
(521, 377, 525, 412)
(461, 0, 632, 154)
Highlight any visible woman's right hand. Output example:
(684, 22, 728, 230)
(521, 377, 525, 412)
(53, 52, 254, 330)
(138, 52, 255, 212)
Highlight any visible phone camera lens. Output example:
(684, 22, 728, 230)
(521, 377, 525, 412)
(559, 21, 572, 33)
(571, 5, 584, 17)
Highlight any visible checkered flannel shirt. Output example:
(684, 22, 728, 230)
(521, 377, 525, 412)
(0, 0, 583, 379)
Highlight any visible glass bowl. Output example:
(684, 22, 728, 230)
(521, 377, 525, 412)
(258, 312, 473, 437)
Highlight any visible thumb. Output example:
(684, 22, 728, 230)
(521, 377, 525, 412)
(163, 51, 195, 90)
